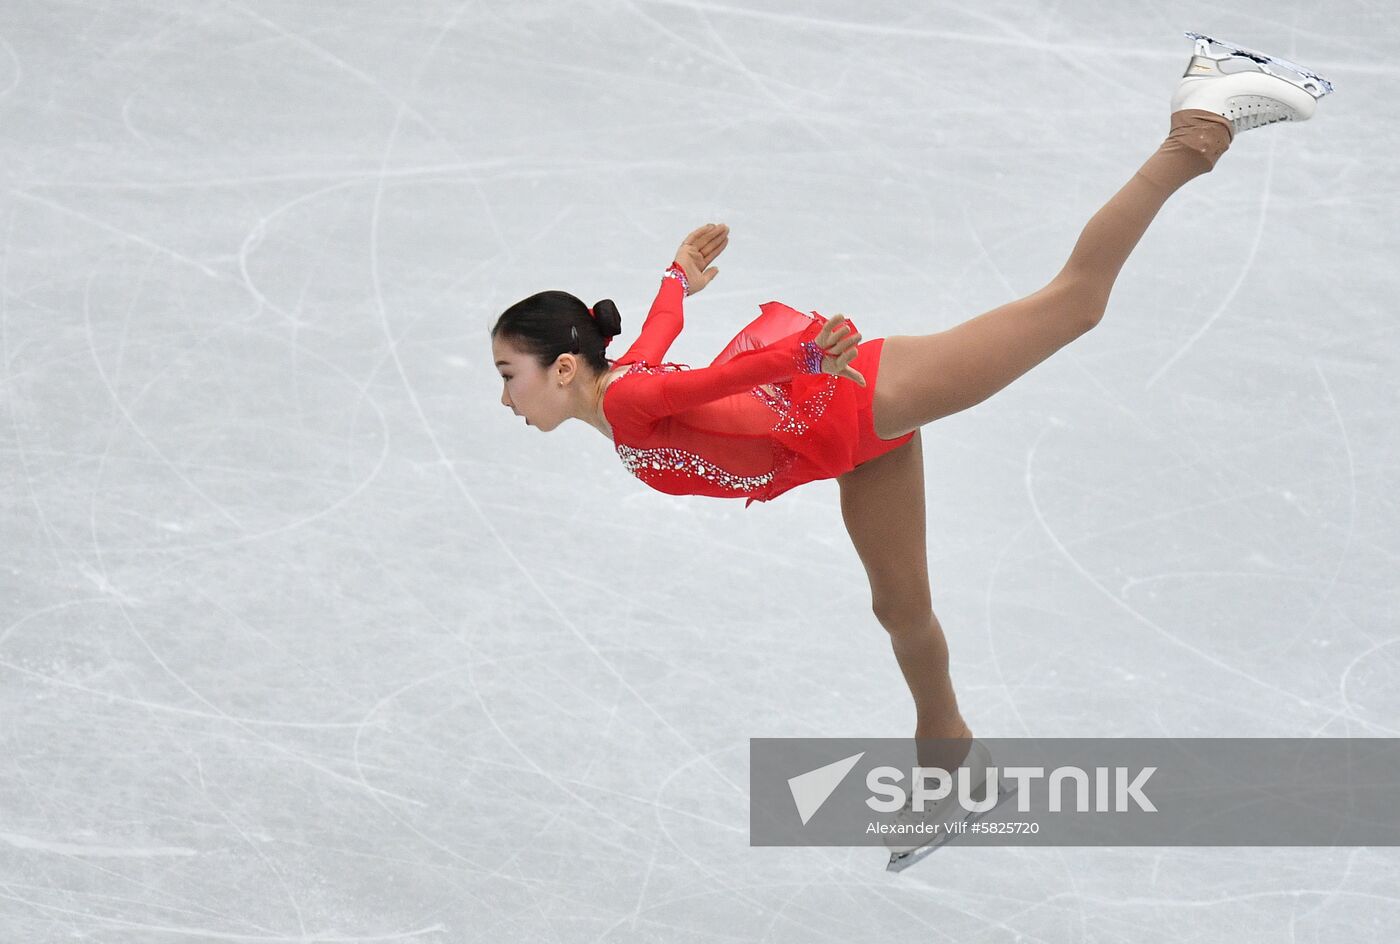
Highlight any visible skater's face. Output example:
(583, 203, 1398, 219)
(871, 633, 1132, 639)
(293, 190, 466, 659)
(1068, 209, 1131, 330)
(493, 336, 569, 432)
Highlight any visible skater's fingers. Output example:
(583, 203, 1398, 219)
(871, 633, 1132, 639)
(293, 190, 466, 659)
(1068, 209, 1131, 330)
(683, 223, 716, 247)
(701, 233, 729, 265)
(699, 223, 727, 248)
(816, 318, 852, 347)
(816, 313, 847, 342)
(821, 326, 860, 354)
(823, 337, 857, 359)
(819, 343, 862, 383)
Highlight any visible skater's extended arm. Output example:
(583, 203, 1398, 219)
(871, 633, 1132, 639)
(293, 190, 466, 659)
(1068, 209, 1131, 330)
(610, 314, 866, 423)
(611, 270, 687, 366)
(626, 329, 821, 421)
(612, 224, 730, 366)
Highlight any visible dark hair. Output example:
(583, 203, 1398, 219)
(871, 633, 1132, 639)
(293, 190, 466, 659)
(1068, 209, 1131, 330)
(490, 291, 622, 375)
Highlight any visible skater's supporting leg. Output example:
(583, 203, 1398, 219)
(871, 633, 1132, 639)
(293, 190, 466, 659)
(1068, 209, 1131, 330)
(837, 431, 975, 771)
(872, 109, 1234, 439)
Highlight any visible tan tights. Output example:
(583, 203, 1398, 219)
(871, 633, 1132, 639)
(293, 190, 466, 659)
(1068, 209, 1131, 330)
(864, 110, 1234, 771)
(876, 109, 1236, 438)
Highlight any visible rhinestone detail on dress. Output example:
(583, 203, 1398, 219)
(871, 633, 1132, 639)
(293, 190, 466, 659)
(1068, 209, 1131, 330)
(663, 262, 689, 294)
(773, 378, 836, 437)
(612, 344, 832, 499)
(617, 443, 778, 493)
(751, 383, 792, 415)
(614, 363, 781, 495)
(627, 361, 688, 375)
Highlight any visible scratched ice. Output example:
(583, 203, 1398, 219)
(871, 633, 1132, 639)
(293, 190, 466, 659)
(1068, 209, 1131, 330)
(1, 2, 1396, 941)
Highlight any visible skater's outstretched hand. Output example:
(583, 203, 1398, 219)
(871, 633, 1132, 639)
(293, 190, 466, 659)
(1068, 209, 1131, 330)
(672, 223, 728, 295)
(815, 313, 866, 387)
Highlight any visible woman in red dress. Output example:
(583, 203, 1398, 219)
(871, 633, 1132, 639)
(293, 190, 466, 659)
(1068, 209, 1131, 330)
(489, 35, 1330, 841)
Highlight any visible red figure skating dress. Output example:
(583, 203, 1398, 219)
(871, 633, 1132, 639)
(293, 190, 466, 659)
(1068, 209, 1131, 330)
(602, 267, 915, 507)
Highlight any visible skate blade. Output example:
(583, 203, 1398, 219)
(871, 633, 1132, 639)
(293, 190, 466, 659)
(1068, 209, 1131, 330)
(1184, 30, 1334, 97)
(884, 781, 1019, 873)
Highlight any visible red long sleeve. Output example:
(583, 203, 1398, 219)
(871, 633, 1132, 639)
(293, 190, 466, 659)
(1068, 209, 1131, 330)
(612, 275, 684, 367)
(652, 333, 823, 417)
(609, 325, 824, 425)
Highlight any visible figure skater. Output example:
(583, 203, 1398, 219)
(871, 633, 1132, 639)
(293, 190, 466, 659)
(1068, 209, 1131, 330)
(488, 33, 1333, 869)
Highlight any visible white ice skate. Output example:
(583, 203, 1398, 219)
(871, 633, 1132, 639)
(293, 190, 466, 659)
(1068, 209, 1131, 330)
(1171, 31, 1334, 134)
(883, 738, 1019, 873)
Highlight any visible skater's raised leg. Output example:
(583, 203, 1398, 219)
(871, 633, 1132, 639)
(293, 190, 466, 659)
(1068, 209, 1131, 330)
(872, 30, 1334, 443)
(872, 108, 1233, 438)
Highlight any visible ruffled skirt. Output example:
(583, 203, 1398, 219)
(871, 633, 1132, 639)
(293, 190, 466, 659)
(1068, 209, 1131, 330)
(714, 302, 915, 505)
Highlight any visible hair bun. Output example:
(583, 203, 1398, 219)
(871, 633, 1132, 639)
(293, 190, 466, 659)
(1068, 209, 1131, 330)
(591, 298, 622, 341)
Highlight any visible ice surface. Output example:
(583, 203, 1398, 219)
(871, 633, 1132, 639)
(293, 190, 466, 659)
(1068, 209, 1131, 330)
(1, 1, 1396, 940)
